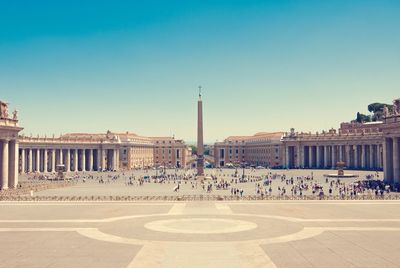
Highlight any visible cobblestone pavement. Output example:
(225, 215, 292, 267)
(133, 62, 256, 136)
(1, 200, 400, 267)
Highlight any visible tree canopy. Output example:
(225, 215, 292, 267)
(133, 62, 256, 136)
(354, 102, 392, 123)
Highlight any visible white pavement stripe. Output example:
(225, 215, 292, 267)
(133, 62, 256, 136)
(262, 228, 325, 244)
(128, 241, 277, 268)
(0, 228, 85, 232)
(167, 203, 186, 215)
(215, 203, 233, 214)
(314, 227, 400, 231)
(233, 213, 400, 222)
(259, 227, 400, 245)
(0, 202, 174, 206)
(1, 212, 400, 223)
(0, 213, 170, 223)
(225, 201, 400, 205)
(236, 242, 277, 268)
(127, 243, 165, 268)
(77, 228, 145, 245)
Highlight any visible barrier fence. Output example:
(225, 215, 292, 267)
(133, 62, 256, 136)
(1, 193, 400, 202)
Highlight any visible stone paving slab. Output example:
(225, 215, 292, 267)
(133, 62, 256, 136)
(0, 200, 399, 267)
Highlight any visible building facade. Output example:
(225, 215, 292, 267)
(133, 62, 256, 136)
(18, 132, 122, 173)
(17, 132, 189, 174)
(282, 127, 383, 170)
(151, 137, 190, 168)
(381, 99, 400, 184)
(281, 99, 400, 176)
(118, 132, 154, 169)
(214, 132, 284, 168)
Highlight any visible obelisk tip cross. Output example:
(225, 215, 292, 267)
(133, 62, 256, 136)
(198, 86, 202, 99)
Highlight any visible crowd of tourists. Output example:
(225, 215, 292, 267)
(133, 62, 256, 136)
(21, 168, 397, 199)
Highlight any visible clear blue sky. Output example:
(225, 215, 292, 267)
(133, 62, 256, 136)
(1, 0, 399, 143)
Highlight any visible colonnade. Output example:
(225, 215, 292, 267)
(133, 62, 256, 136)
(285, 143, 383, 170)
(18, 147, 120, 173)
(383, 137, 400, 184)
(0, 139, 19, 189)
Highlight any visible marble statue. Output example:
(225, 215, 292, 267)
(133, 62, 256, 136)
(12, 109, 18, 120)
(393, 101, 399, 115)
(0, 102, 8, 119)
(383, 105, 389, 117)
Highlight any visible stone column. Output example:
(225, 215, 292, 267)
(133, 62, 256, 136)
(59, 149, 63, 165)
(383, 138, 391, 183)
(316, 146, 321, 168)
(369, 145, 374, 169)
(20, 149, 25, 173)
(97, 149, 101, 171)
(323, 146, 328, 168)
(43, 149, 48, 172)
(296, 145, 301, 168)
(1, 140, 9, 190)
(73, 149, 77, 172)
(308, 146, 312, 168)
(28, 149, 32, 173)
(361, 145, 366, 169)
(354, 145, 359, 169)
(113, 149, 117, 170)
(393, 138, 400, 183)
(285, 146, 289, 168)
(51, 150, 56, 172)
(332, 145, 337, 169)
(65, 149, 70, 172)
(88, 149, 93, 171)
(346, 145, 351, 168)
(377, 144, 382, 169)
(302, 146, 306, 168)
(8, 140, 18, 188)
(101, 149, 107, 170)
(35, 149, 40, 172)
(82, 149, 86, 171)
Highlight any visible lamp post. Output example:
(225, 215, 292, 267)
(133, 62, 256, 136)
(156, 165, 158, 178)
(163, 161, 166, 176)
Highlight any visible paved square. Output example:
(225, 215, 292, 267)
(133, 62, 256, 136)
(1, 200, 400, 267)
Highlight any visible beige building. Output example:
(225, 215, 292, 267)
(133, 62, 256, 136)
(214, 132, 284, 168)
(381, 99, 400, 184)
(17, 132, 188, 173)
(282, 127, 383, 170)
(151, 137, 190, 168)
(19, 131, 121, 173)
(118, 132, 154, 169)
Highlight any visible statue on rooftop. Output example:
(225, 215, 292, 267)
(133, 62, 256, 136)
(393, 100, 399, 115)
(383, 105, 389, 117)
(0, 101, 9, 119)
(12, 109, 18, 120)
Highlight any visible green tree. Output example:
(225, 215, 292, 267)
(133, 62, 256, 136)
(190, 145, 197, 155)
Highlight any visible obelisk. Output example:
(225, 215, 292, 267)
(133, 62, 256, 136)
(197, 86, 205, 177)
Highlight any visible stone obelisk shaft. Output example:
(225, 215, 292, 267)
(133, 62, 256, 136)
(197, 94, 204, 177)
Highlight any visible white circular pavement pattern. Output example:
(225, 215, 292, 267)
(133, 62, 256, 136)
(144, 218, 258, 234)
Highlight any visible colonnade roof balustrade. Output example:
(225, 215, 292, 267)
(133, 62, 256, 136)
(282, 131, 383, 142)
(18, 135, 118, 145)
(0, 118, 20, 128)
